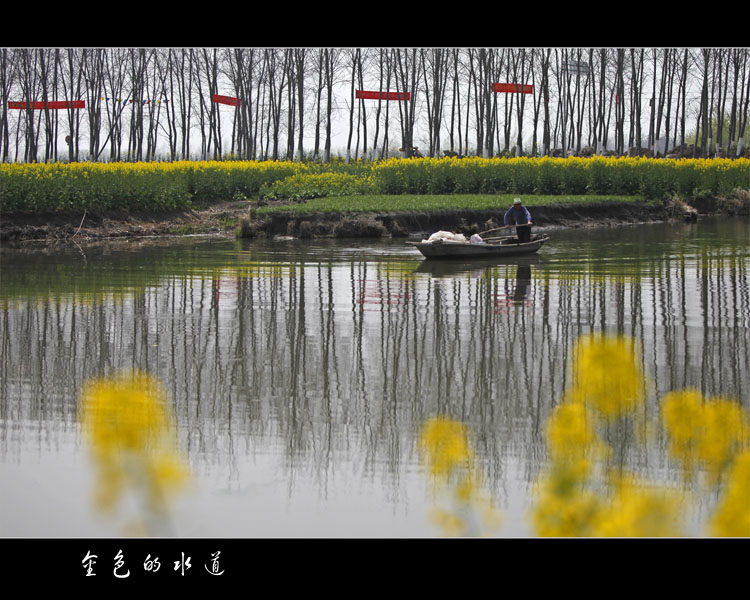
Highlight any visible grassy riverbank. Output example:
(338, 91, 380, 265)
(255, 193, 645, 214)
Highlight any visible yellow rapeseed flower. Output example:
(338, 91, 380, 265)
(698, 398, 747, 484)
(710, 451, 750, 537)
(82, 372, 171, 459)
(419, 416, 503, 536)
(419, 416, 474, 479)
(662, 390, 748, 483)
(592, 476, 683, 537)
(531, 482, 602, 537)
(428, 507, 467, 537)
(661, 388, 704, 479)
(662, 389, 704, 445)
(80, 371, 189, 516)
(545, 401, 601, 461)
(427, 476, 503, 537)
(567, 334, 645, 419)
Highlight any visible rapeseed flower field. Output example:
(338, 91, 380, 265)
(3, 157, 748, 213)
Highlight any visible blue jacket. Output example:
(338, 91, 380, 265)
(504, 205, 532, 225)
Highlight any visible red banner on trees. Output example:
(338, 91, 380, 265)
(356, 90, 410, 101)
(8, 100, 85, 110)
(213, 94, 241, 106)
(492, 83, 533, 94)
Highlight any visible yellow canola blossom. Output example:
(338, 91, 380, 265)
(428, 474, 503, 537)
(80, 371, 189, 516)
(592, 476, 683, 537)
(419, 416, 474, 479)
(531, 481, 602, 537)
(532, 334, 685, 537)
(662, 389, 748, 484)
(661, 389, 705, 479)
(531, 402, 604, 537)
(545, 401, 601, 461)
(710, 451, 750, 537)
(698, 398, 748, 483)
(566, 334, 645, 419)
(419, 416, 502, 537)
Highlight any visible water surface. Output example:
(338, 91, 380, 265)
(1, 218, 748, 537)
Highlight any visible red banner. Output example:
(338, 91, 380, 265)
(492, 83, 533, 94)
(8, 100, 85, 110)
(356, 90, 410, 101)
(213, 94, 241, 106)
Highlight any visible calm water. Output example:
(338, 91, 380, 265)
(1, 218, 748, 537)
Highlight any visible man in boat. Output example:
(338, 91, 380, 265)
(504, 198, 533, 244)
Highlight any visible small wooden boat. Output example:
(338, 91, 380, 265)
(408, 234, 550, 259)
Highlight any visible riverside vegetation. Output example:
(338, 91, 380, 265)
(2, 157, 749, 240)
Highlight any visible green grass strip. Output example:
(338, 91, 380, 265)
(256, 194, 647, 214)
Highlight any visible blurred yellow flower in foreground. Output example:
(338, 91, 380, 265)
(428, 473, 503, 537)
(532, 482, 602, 537)
(710, 451, 750, 537)
(419, 416, 501, 536)
(662, 389, 748, 484)
(419, 416, 473, 479)
(592, 476, 682, 537)
(661, 389, 705, 479)
(698, 399, 747, 483)
(545, 401, 602, 461)
(567, 334, 645, 419)
(532, 334, 685, 537)
(80, 371, 189, 532)
(532, 401, 604, 536)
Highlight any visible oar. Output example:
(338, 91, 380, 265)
(476, 223, 532, 236)
(476, 225, 512, 236)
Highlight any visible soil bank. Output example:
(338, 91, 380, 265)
(0, 196, 741, 244)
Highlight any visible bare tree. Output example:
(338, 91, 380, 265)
(0, 48, 18, 162)
(613, 49, 626, 155)
(81, 49, 106, 161)
(467, 49, 488, 157)
(294, 48, 306, 161)
(312, 49, 325, 161)
(17, 49, 43, 162)
(354, 48, 368, 161)
(628, 49, 645, 154)
(394, 48, 420, 157)
(529, 48, 548, 156)
(345, 48, 358, 163)
(370, 48, 389, 160)
(447, 49, 463, 156)
(420, 48, 450, 157)
(322, 48, 341, 163)
(695, 49, 712, 157)
(511, 48, 529, 156)
(379, 48, 395, 159)
(729, 49, 750, 156)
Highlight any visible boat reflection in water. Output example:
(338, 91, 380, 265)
(413, 254, 542, 277)
(414, 255, 538, 311)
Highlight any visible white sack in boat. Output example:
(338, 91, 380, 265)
(470, 234, 485, 244)
(425, 231, 467, 243)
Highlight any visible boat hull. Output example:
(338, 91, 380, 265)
(411, 236, 549, 259)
